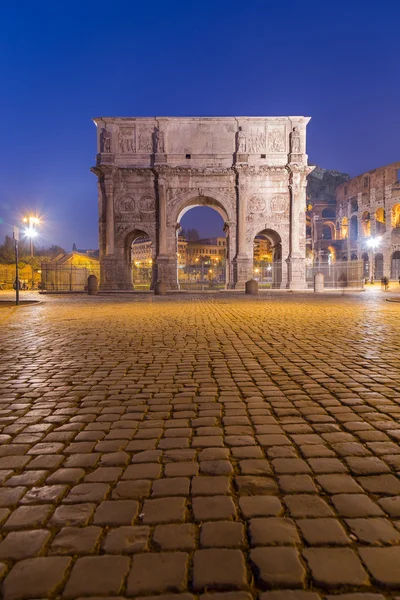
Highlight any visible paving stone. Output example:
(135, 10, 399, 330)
(141, 497, 186, 523)
(249, 518, 300, 546)
(239, 495, 283, 517)
(250, 547, 305, 587)
(278, 475, 318, 493)
(200, 521, 245, 548)
(49, 526, 102, 555)
(324, 594, 385, 600)
(200, 460, 234, 475)
(63, 555, 130, 598)
(193, 496, 236, 521)
(260, 593, 321, 600)
(153, 523, 197, 550)
(358, 547, 400, 587)
(192, 476, 231, 495)
(63, 482, 109, 503)
(122, 463, 161, 479)
(193, 549, 247, 591)
(307, 459, 347, 474)
(49, 503, 96, 527)
(297, 518, 350, 545)
(284, 495, 334, 517)
(331, 494, 385, 517)
(378, 496, 400, 516)
(345, 518, 400, 544)
(234, 476, 278, 495)
(2, 557, 71, 600)
(0, 529, 51, 560)
(112, 480, 152, 500)
(3, 505, 53, 530)
(152, 477, 190, 496)
(357, 474, 400, 494)
(102, 525, 150, 554)
(316, 474, 363, 494)
(303, 548, 369, 586)
(127, 552, 189, 595)
(93, 500, 138, 525)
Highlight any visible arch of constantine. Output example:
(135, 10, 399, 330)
(91, 117, 313, 290)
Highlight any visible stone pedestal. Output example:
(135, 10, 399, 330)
(156, 256, 179, 290)
(234, 257, 251, 289)
(87, 275, 98, 295)
(286, 256, 307, 290)
(245, 279, 258, 294)
(314, 272, 324, 293)
(154, 281, 167, 295)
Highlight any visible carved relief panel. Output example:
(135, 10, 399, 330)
(118, 127, 135, 153)
(267, 126, 286, 153)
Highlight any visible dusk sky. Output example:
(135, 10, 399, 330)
(1, 0, 399, 250)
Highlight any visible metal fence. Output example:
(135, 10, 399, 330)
(253, 261, 283, 289)
(178, 264, 226, 291)
(41, 263, 100, 292)
(306, 261, 364, 289)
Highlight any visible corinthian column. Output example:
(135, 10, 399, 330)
(158, 176, 167, 256)
(105, 172, 115, 256)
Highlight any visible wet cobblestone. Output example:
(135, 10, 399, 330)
(0, 291, 400, 598)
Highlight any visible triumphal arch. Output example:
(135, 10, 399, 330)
(91, 116, 312, 290)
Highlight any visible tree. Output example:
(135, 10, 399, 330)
(184, 228, 200, 241)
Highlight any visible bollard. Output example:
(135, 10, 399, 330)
(314, 272, 324, 293)
(154, 281, 167, 295)
(245, 279, 258, 295)
(87, 274, 98, 295)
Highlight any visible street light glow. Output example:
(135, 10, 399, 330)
(366, 236, 382, 250)
(24, 227, 38, 238)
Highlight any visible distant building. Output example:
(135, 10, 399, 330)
(41, 252, 100, 292)
(186, 237, 226, 265)
(131, 236, 227, 269)
(307, 161, 400, 280)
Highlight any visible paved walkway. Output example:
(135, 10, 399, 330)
(0, 291, 400, 600)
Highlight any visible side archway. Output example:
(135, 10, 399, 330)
(253, 228, 282, 288)
(125, 228, 156, 290)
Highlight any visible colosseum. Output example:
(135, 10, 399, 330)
(308, 161, 400, 281)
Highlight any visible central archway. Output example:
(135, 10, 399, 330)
(173, 196, 235, 290)
(253, 228, 282, 289)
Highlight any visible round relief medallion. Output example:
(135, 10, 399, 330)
(270, 195, 287, 214)
(249, 196, 266, 213)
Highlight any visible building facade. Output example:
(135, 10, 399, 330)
(92, 116, 312, 290)
(336, 162, 400, 279)
(308, 162, 400, 280)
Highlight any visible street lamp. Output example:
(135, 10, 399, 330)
(366, 236, 382, 282)
(23, 215, 41, 289)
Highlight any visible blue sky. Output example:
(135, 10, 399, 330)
(0, 0, 398, 248)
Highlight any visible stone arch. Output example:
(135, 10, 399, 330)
(253, 228, 282, 288)
(321, 222, 334, 240)
(375, 252, 384, 279)
(350, 215, 358, 241)
(361, 211, 371, 237)
(391, 250, 400, 278)
(124, 227, 156, 290)
(392, 204, 400, 229)
(170, 195, 235, 289)
(327, 245, 336, 262)
(322, 207, 336, 219)
(341, 216, 348, 239)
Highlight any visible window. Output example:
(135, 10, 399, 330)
(363, 176, 369, 188)
(186, 154, 191, 159)
(260, 154, 266, 159)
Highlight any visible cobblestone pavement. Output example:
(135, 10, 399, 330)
(1, 291, 400, 600)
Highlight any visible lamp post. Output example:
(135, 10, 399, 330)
(23, 215, 40, 289)
(366, 236, 382, 283)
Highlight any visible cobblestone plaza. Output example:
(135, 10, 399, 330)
(1, 292, 400, 599)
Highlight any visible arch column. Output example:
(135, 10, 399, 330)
(99, 169, 119, 290)
(287, 168, 307, 289)
(156, 173, 179, 289)
(234, 167, 251, 288)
